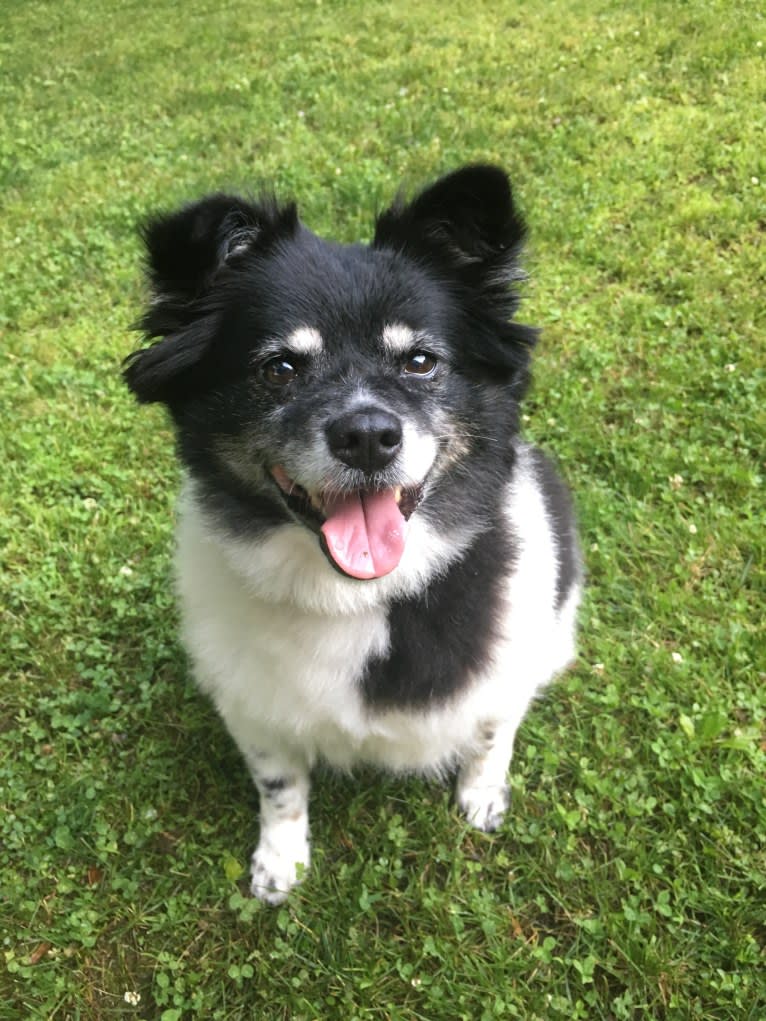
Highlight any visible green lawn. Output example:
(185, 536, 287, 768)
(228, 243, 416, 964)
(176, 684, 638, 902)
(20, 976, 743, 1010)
(1, 1, 764, 1018)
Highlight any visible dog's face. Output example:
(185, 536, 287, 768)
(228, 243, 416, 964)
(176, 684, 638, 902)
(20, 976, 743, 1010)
(125, 166, 538, 579)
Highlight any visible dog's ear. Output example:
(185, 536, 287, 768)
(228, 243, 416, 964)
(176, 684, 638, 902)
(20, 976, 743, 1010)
(373, 165, 527, 307)
(124, 194, 297, 404)
(142, 194, 298, 305)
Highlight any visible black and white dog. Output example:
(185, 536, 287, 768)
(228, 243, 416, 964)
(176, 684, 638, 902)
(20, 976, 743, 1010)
(124, 165, 582, 903)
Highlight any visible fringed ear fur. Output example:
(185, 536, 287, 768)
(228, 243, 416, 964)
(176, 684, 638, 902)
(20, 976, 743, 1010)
(122, 316, 219, 405)
(123, 194, 297, 404)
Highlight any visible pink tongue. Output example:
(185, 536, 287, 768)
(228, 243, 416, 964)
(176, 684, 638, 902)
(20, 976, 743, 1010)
(320, 490, 407, 579)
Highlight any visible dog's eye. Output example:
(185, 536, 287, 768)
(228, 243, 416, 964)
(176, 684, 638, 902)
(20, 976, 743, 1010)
(262, 357, 298, 387)
(403, 351, 438, 377)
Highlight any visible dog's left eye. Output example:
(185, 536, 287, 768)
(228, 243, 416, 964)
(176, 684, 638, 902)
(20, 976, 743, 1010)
(403, 351, 438, 377)
(262, 357, 298, 387)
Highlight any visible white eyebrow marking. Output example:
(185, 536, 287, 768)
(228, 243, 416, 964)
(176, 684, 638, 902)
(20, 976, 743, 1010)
(381, 323, 415, 354)
(284, 326, 323, 356)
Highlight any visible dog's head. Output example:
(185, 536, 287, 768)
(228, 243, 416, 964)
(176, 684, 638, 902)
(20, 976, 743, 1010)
(124, 165, 538, 580)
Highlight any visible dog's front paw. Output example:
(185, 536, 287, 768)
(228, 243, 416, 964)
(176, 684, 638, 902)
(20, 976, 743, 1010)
(250, 837, 310, 905)
(457, 784, 510, 833)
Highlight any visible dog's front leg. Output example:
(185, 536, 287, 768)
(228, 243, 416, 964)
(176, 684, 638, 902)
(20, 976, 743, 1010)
(244, 748, 311, 904)
(456, 719, 518, 832)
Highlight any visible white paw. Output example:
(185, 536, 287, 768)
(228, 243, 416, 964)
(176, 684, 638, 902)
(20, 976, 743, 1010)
(250, 837, 310, 905)
(457, 784, 510, 832)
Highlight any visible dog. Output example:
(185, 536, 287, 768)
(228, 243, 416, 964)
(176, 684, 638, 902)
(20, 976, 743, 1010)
(123, 165, 582, 903)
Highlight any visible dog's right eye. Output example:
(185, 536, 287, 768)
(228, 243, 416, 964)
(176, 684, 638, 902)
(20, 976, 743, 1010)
(262, 357, 298, 387)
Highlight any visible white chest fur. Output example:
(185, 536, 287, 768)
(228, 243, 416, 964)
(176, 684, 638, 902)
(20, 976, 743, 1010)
(174, 494, 522, 774)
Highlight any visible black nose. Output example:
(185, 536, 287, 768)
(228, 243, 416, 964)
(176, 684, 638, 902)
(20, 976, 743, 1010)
(325, 407, 403, 472)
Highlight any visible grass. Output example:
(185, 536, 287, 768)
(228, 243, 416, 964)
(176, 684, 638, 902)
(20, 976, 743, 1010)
(1, 0, 764, 1017)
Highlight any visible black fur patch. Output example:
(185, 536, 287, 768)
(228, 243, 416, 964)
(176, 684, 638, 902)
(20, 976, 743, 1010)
(361, 519, 515, 710)
(259, 776, 289, 795)
(185, 460, 291, 541)
(528, 447, 580, 610)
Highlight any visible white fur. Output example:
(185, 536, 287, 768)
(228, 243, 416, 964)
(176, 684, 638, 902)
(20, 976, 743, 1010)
(284, 326, 323, 356)
(175, 440, 580, 901)
(381, 322, 416, 354)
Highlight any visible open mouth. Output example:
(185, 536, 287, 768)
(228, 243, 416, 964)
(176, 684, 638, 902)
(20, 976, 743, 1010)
(269, 465, 424, 580)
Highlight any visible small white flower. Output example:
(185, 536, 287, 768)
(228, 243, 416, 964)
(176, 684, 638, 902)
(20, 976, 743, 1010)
(672, 652, 683, 664)
(592, 663, 605, 675)
(123, 991, 141, 1006)
(724, 363, 736, 372)
(119, 564, 134, 577)
(752, 177, 760, 186)
(688, 523, 698, 535)
(669, 473, 684, 490)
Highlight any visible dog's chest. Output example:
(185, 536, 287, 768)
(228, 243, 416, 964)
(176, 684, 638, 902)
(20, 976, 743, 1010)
(176, 500, 493, 772)
(180, 566, 484, 772)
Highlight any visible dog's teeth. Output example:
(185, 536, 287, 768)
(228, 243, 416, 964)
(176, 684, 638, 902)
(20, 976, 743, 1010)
(393, 487, 403, 504)
(309, 492, 323, 511)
